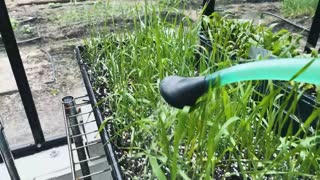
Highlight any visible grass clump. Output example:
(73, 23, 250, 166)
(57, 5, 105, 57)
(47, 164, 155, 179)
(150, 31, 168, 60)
(282, 0, 318, 17)
(201, 13, 301, 61)
(54, 1, 142, 25)
(83, 4, 320, 179)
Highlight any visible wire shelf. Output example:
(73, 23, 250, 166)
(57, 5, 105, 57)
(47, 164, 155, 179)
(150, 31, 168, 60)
(62, 95, 112, 180)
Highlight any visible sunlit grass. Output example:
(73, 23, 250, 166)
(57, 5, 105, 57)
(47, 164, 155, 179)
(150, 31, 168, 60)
(282, 0, 318, 17)
(53, 1, 145, 25)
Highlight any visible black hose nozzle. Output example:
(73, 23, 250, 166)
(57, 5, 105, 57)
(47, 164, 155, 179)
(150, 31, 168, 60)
(160, 76, 208, 109)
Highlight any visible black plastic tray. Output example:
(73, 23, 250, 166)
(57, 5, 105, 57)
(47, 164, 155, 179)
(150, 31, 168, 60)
(75, 46, 123, 180)
(256, 81, 318, 136)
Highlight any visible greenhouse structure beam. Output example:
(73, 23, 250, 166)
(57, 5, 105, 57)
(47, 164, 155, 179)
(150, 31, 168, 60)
(0, 0, 45, 146)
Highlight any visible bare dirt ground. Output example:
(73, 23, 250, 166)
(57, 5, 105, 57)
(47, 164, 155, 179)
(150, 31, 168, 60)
(0, 0, 315, 147)
(0, 1, 92, 146)
(0, 0, 149, 147)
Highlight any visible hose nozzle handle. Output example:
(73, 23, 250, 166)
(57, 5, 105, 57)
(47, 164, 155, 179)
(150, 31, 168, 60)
(160, 76, 208, 109)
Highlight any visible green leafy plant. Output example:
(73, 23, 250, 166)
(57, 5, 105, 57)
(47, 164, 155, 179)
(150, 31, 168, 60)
(10, 18, 18, 30)
(20, 24, 34, 34)
(201, 13, 302, 60)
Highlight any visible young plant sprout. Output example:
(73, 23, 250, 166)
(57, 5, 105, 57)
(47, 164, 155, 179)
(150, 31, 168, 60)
(160, 58, 320, 108)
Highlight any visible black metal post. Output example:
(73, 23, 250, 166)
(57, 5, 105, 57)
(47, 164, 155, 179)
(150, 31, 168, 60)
(0, 0, 45, 145)
(197, 0, 216, 68)
(304, 0, 320, 53)
(62, 96, 91, 180)
(203, 0, 215, 16)
(0, 120, 20, 180)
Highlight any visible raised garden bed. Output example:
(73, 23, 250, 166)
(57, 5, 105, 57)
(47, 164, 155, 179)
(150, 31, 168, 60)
(75, 7, 320, 180)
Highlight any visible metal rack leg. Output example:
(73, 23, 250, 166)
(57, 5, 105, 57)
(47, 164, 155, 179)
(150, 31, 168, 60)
(0, 121, 20, 180)
(62, 96, 91, 180)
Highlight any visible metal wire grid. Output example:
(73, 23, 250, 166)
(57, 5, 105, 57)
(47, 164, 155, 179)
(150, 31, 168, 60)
(62, 95, 111, 180)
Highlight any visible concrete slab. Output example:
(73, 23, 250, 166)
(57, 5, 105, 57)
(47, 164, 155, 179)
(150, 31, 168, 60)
(0, 145, 71, 180)
(0, 45, 87, 147)
(0, 54, 18, 95)
(0, 143, 112, 179)
(0, 96, 113, 179)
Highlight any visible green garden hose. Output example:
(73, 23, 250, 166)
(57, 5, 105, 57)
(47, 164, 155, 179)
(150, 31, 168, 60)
(160, 58, 320, 108)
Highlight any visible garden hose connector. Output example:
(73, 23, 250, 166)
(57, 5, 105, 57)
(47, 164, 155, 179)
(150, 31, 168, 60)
(160, 76, 208, 109)
(160, 58, 320, 109)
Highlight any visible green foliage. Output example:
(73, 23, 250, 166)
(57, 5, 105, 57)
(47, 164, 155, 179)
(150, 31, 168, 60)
(20, 24, 34, 34)
(84, 6, 320, 180)
(10, 18, 18, 30)
(10, 18, 34, 35)
(201, 13, 301, 60)
(54, 1, 138, 25)
(159, 0, 192, 6)
(282, 0, 318, 17)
